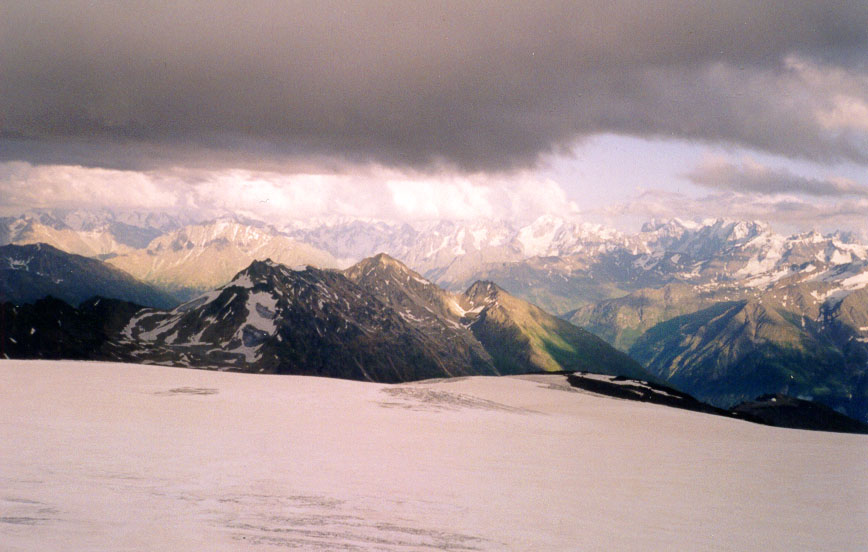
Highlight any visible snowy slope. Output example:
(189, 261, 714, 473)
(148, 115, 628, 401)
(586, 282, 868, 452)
(1, 360, 865, 552)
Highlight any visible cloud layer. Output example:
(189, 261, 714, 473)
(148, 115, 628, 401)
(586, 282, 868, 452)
(2, 1, 867, 172)
(0, 162, 578, 224)
(685, 158, 868, 197)
(3, 158, 866, 238)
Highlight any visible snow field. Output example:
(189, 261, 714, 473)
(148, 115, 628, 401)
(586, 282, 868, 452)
(0, 361, 865, 551)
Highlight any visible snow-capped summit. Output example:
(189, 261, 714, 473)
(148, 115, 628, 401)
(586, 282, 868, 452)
(638, 218, 772, 257)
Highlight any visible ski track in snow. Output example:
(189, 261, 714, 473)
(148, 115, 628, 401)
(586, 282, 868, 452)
(1, 360, 866, 552)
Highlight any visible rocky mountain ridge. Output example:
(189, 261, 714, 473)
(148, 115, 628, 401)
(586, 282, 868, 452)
(0, 243, 177, 309)
(3, 254, 649, 383)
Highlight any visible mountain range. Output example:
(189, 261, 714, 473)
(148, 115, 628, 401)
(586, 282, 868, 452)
(2, 252, 649, 383)
(3, 209, 868, 422)
(289, 217, 868, 421)
(1, 212, 341, 301)
(105, 221, 341, 299)
(1, 243, 177, 309)
(0, 209, 188, 257)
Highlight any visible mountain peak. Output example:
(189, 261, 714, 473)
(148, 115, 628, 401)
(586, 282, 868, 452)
(369, 252, 401, 265)
(464, 280, 504, 305)
(225, 258, 288, 289)
(344, 252, 429, 285)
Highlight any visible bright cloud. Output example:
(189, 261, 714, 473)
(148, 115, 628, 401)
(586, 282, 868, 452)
(0, 162, 181, 211)
(0, 162, 577, 225)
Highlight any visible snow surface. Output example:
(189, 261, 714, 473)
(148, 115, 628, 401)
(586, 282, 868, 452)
(1, 361, 866, 551)
(229, 274, 255, 289)
(516, 217, 561, 257)
(242, 291, 278, 335)
(736, 250, 783, 279)
(840, 270, 868, 290)
(808, 266, 868, 305)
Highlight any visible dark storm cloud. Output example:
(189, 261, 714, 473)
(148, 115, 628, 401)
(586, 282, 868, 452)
(686, 159, 868, 197)
(1, 1, 867, 171)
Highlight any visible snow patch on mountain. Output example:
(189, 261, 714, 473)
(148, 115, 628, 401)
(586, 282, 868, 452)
(840, 270, 868, 290)
(516, 215, 564, 257)
(229, 274, 255, 289)
(242, 292, 278, 335)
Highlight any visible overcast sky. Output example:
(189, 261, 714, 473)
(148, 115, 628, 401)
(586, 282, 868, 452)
(2, 1, 867, 233)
